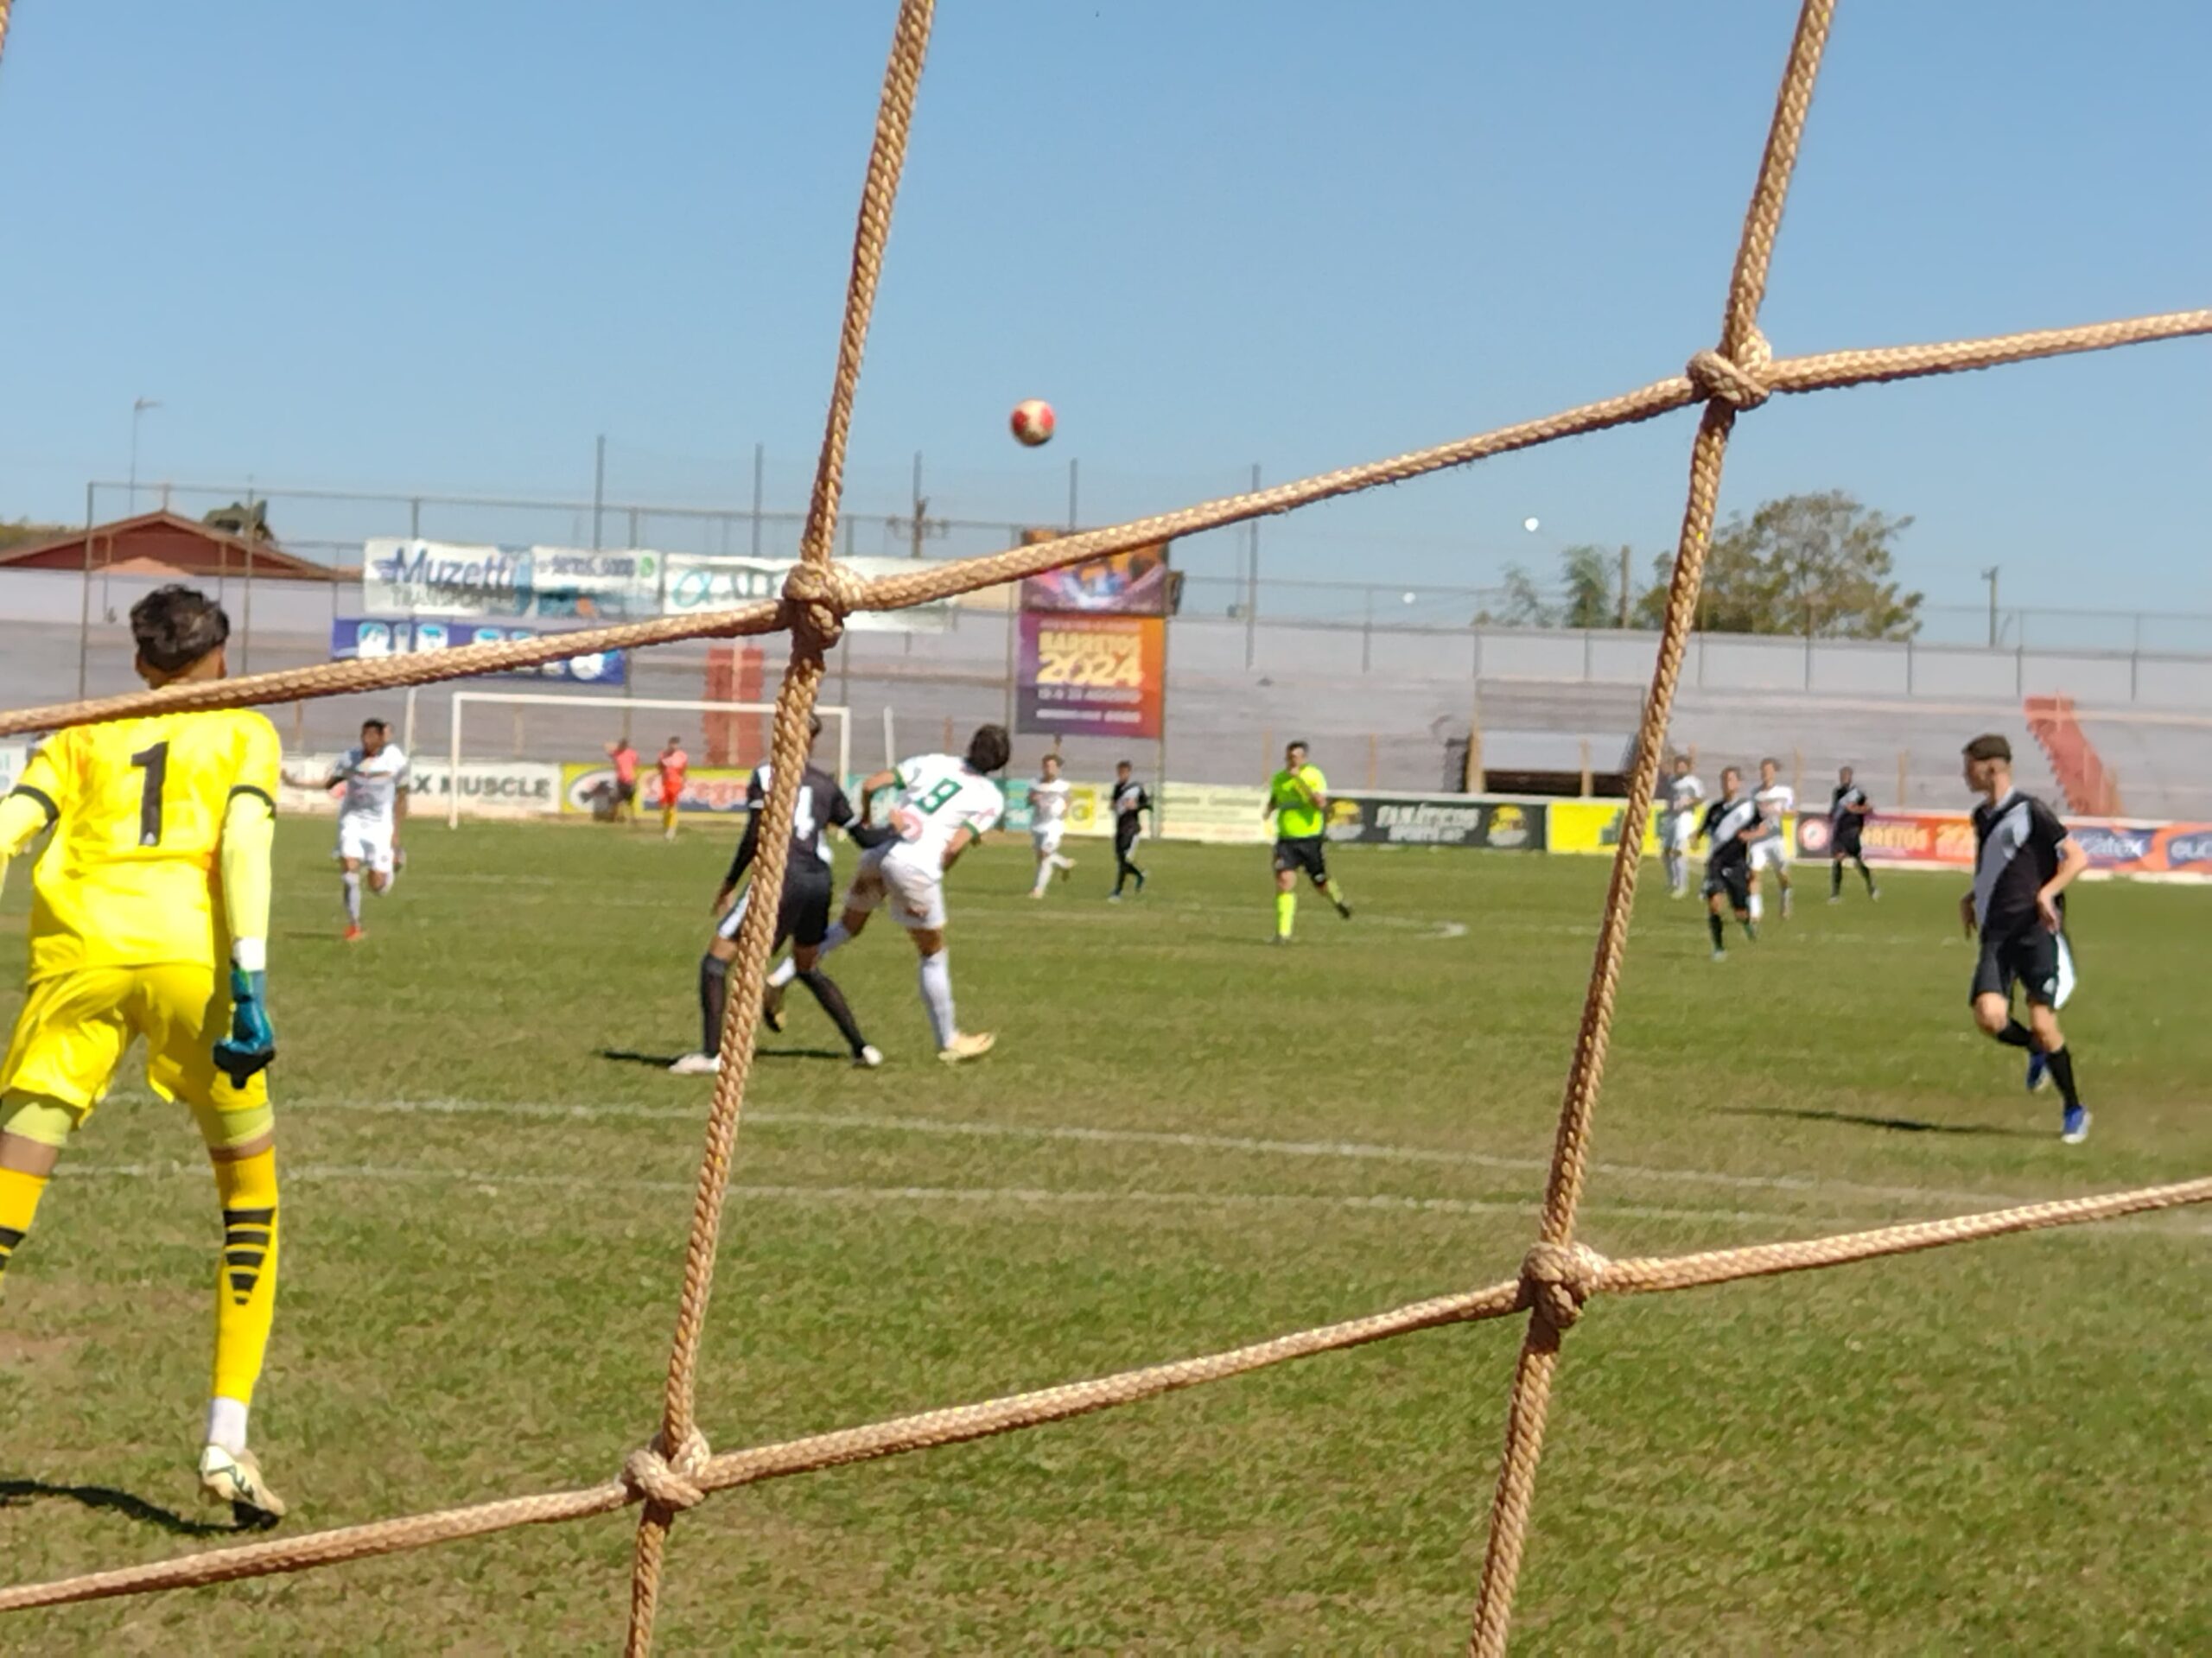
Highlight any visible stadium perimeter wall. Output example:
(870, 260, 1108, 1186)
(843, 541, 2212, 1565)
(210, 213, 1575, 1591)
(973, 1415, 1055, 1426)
(6, 565, 2212, 812)
(211, 751, 2212, 883)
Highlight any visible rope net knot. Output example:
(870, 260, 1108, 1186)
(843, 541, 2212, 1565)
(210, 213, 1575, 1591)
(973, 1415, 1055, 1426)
(780, 559, 869, 651)
(622, 1428, 712, 1512)
(1519, 1241, 1609, 1332)
(1686, 327, 1774, 410)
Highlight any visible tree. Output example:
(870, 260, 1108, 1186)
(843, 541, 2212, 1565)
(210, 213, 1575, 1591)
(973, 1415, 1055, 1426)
(1633, 491, 1921, 638)
(1558, 544, 1621, 629)
(0, 518, 70, 553)
(202, 500, 276, 542)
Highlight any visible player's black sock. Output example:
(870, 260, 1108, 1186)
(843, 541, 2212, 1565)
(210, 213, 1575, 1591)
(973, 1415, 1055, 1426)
(1857, 856, 1877, 894)
(699, 955, 729, 1055)
(1741, 914, 1758, 941)
(1831, 861, 1843, 898)
(797, 969, 869, 1057)
(1995, 1020, 2035, 1049)
(1707, 912, 1725, 951)
(2044, 1044, 2081, 1108)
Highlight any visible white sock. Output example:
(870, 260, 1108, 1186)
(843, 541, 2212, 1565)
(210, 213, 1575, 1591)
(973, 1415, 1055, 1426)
(341, 871, 362, 924)
(206, 1395, 250, 1454)
(918, 950, 957, 1049)
(1031, 864, 1052, 896)
(766, 955, 798, 990)
(1749, 892, 1764, 921)
(1052, 854, 1074, 870)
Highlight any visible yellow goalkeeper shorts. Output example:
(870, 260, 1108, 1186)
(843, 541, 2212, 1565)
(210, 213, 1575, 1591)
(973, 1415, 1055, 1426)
(0, 962, 271, 1146)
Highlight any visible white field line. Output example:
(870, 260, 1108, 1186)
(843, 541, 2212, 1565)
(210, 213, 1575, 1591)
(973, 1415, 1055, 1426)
(43, 1159, 1916, 1230)
(59, 1160, 2206, 1238)
(271, 1096, 2191, 1221)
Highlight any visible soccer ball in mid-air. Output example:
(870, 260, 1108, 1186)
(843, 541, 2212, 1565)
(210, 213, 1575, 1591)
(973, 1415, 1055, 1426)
(1010, 399, 1056, 447)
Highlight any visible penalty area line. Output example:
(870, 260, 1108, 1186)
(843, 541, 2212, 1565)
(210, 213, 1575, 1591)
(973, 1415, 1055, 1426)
(278, 1096, 2130, 1217)
(58, 1159, 1913, 1231)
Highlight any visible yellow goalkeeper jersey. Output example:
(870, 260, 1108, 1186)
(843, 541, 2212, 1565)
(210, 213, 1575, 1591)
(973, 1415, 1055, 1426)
(7, 709, 281, 980)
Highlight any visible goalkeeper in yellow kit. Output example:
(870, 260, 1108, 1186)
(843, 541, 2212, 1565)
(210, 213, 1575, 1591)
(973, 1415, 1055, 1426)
(0, 586, 289, 1523)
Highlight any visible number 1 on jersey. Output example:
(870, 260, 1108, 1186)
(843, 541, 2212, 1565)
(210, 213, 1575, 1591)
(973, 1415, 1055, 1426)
(130, 740, 169, 847)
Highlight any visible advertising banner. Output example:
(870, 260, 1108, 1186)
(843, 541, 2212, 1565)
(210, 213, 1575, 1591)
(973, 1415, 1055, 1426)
(1794, 808, 2212, 877)
(1323, 793, 1548, 850)
(1018, 537, 1175, 615)
(279, 757, 562, 819)
(659, 554, 954, 632)
(361, 541, 660, 621)
(1548, 800, 1675, 859)
(363, 540, 954, 632)
(1001, 778, 1110, 837)
(560, 762, 759, 816)
(333, 618, 626, 685)
(1160, 783, 1271, 846)
(1015, 612, 1166, 740)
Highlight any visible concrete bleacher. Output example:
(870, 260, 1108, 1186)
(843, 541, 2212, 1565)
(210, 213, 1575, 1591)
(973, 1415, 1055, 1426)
(1662, 689, 2058, 814)
(2074, 713, 2212, 822)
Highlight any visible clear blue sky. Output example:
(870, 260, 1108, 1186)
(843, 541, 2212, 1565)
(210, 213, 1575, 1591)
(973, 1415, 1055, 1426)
(0, 1, 2205, 621)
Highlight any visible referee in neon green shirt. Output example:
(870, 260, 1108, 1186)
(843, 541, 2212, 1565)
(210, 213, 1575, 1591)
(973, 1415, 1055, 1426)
(1263, 740, 1352, 941)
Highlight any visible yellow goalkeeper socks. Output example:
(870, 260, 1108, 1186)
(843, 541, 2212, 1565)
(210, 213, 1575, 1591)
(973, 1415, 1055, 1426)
(1275, 891, 1296, 938)
(211, 1147, 281, 1407)
(0, 1165, 51, 1293)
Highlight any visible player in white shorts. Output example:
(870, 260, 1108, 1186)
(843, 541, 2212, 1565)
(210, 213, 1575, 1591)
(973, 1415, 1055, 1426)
(288, 718, 409, 942)
(789, 724, 1010, 1063)
(1660, 753, 1704, 899)
(1027, 753, 1077, 899)
(1748, 756, 1794, 920)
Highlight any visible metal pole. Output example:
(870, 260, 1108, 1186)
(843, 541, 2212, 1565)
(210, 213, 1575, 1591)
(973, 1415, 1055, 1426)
(1617, 543, 1630, 627)
(77, 482, 95, 698)
(1243, 462, 1260, 670)
(1066, 458, 1078, 531)
(1981, 566, 1999, 649)
(1154, 605, 1172, 840)
(592, 435, 606, 550)
(409, 497, 422, 539)
(240, 485, 256, 675)
(910, 451, 924, 556)
(750, 441, 765, 558)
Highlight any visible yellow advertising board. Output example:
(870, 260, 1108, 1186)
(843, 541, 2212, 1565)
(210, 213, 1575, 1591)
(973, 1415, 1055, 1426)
(1548, 800, 1796, 858)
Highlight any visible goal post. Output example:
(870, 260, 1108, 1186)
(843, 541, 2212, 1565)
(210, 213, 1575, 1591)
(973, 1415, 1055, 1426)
(444, 692, 851, 828)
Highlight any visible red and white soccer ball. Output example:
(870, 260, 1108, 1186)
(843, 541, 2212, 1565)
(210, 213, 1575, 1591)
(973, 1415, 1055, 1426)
(1009, 398, 1056, 448)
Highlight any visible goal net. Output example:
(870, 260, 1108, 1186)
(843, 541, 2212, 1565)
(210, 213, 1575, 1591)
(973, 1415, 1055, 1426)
(442, 692, 851, 828)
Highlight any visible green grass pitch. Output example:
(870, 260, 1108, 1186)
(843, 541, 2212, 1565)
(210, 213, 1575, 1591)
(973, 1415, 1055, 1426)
(1, 823, 2206, 1653)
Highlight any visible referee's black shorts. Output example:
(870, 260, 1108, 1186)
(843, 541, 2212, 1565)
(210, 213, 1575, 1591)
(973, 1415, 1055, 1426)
(1702, 860, 1751, 911)
(717, 868, 836, 950)
(1832, 823, 1863, 860)
(1273, 835, 1329, 883)
(1970, 926, 2073, 1008)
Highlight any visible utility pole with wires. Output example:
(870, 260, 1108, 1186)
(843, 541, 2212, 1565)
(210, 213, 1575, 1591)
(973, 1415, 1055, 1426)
(1981, 565, 2000, 648)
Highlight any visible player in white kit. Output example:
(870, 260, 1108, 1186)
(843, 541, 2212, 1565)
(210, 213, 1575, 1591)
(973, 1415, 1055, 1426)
(288, 718, 409, 942)
(1747, 756, 1794, 921)
(1027, 753, 1077, 899)
(1660, 754, 1704, 899)
(785, 724, 1010, 1063)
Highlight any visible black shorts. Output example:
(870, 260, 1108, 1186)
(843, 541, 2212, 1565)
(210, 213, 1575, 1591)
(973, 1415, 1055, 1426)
(1116, 816, 1142, 856)
(1970, 927, 2073, 1008)
(1831, 823, 1863, 858)
(718, 869, 835, 950)
(1702, 860, 1751, 910)
(1274, 835, 1329, 882)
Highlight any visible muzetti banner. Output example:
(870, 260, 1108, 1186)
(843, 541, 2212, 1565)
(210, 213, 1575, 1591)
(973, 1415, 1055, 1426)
(361, 540, 952, 632)
(1323, 794, 1548, 850)
(1794, 808, 2212, 876)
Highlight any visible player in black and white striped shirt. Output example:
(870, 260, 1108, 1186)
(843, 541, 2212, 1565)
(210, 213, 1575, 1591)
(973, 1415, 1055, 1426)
(1962, 734, 2090, 1142)
(1696, 766, 1765, 960)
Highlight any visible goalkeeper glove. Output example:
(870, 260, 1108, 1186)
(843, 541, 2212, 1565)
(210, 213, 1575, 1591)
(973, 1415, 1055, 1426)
(213, 968, 277, 1087)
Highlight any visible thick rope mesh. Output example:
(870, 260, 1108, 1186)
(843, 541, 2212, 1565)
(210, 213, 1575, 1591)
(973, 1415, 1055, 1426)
(0, 0, 2204, 1648)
